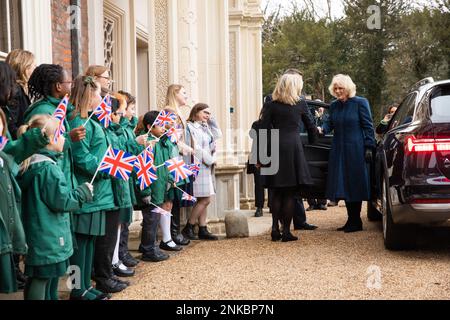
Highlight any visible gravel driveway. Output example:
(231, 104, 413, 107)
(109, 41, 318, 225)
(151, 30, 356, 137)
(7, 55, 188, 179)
(115, 204, 450, 300)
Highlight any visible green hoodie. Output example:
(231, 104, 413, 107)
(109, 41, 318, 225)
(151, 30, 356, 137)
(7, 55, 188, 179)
(0, 151, 27, 256)
(18, 149, 93, 266)
(23, 96, 78, 189)
(120, 117, 138, 206)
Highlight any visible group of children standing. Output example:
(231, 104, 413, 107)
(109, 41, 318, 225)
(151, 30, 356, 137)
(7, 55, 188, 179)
(0, 49, 222, 300)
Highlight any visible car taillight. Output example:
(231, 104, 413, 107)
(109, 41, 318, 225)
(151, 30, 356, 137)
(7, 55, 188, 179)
(406, 136, 450, 153)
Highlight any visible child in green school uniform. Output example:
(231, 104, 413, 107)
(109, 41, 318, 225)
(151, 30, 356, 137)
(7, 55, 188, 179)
(67, 76, 119, 299)
(0, 108, 27, 295)
(17, 115, 94, 300)
(138, 110, 189, 262)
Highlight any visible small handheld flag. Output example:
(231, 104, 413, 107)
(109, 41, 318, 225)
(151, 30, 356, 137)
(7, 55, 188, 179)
(182, 192, 197, 204)
(164, 157, 194, 183)
(93, 95, 112, 128)
(134, 150, 158, 190)
(153, 110, 177, 128)
(0, 136, 8, 152)
(99, 146, 137, 181)
(52, 95, 69, 143)
(187, 163, 201, 178)
(151, 205, 172, 216)
(166, 127, 178, 144)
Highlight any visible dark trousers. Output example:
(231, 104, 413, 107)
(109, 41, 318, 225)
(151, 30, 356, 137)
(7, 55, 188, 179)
(118, 223, 130, 260)
(170, 204, 182, 237)
(253, 170, 265, 209)
(94, 210, 120, 281)
(269, 187, 297, 235)
(293, 199, 306, 227)
(139, 206, 160, 255)
(345, 201, 362, 223)
(307, 199, 327, 207)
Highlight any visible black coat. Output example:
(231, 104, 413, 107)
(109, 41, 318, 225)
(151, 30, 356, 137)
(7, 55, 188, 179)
(7, 84, 31, 139)
(260, 99, 317, 188)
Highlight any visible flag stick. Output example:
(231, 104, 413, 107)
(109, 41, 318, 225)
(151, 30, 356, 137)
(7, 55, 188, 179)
(149, 201, 172, 216)
(90, 146, 110, 185)
(82, 111, 96, 128)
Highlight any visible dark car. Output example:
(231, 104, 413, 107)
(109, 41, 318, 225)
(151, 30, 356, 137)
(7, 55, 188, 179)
(368, 78, 450, 250)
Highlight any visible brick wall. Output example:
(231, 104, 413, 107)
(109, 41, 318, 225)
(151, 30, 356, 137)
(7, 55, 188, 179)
(51, 0, 89, 78)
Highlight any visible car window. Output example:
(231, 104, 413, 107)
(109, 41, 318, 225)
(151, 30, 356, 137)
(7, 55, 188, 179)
(300, 104, 331, 134)
(430, 85, 450, 123)
(389, 93, 417, 130)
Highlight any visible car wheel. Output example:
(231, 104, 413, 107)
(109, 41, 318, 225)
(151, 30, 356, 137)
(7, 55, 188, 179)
(381, 176, 417, 251)
(367, 201, 382, 221)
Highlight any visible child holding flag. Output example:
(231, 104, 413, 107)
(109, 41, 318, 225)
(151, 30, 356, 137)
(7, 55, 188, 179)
(17, 115, 94, 300)
(68, 76, 122, 298)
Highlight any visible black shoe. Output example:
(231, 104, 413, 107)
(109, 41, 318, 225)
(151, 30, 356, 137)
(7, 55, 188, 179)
(254, 208, 263, 217)
(172, 233, 190, 246)
(317, 204, 327, 210)
(112, 275, 130, 287)
(112, 263, 135, 277)
(337, 221, 350, 231)
(271, 230, 282, 241)
(198, 226, 218, 240)
(160, 240, 183, 252)
(305, 206, 315, 211)
(344, 221, 363, 233)
(281, 232, 298, 242)
(141, 249, 170, 262)
(182, 223, 199, 240)
(121, 253, 139, 268)
(328, 201, 338, 207)
(294, 222, 318, 231)
(95, 278, 127, 294)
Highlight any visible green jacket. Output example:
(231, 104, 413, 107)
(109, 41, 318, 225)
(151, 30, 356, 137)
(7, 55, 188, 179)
(19, 150, 92, 266)
(121, 117, 138, 206)
(68, 112, 116, 214)
(2, 104, 49, 164)
(150, 135, 188, 206)
(0, 152, 27, 256)
(23, 96, 78, 189)
(106, 122, 131, 209)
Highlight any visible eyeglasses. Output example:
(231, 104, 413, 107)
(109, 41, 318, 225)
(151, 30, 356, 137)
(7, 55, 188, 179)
(97, 76, 115, 83)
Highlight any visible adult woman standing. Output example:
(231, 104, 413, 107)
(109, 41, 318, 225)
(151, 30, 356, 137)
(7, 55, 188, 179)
(165, 84, 191, 246)
(182, 103, 222, 240)
(5, 50, 36, 138)
(260, 72, 318, 242)
(326, 74, 376, 233)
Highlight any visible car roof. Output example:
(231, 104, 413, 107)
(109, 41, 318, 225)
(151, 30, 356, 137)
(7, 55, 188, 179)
(417, 79, 450, 97)
(305, 99, 329, 108)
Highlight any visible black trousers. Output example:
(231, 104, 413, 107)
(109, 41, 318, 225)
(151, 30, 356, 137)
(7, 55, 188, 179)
(307, 199, 327, 207)
(94, 209, 120, 281)
(139, 206, 160, 255)
(345, 201, 362, 221)
(293, 199, 306, 227)
(253, 170, 265, 209)
(118, 223, 130, 260)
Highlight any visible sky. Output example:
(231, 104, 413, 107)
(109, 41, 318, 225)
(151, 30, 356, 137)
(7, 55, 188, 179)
(261, 0, 441, 18)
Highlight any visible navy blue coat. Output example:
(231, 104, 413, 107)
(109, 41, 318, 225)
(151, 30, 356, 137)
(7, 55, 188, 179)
(326, 96, 376, 202)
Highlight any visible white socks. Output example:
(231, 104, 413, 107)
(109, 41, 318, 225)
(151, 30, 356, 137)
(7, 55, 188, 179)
(112, 225, 121, 265)
(159, 214, 177, 248)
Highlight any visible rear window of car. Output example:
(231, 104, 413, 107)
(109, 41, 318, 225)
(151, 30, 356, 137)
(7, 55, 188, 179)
(430, 86, 450, 123)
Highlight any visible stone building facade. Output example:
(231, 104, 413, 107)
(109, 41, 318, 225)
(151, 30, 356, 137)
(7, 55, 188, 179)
(0, 0, 264, 223)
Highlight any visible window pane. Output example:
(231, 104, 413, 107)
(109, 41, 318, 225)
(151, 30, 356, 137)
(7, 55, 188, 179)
(431, 96, 450, 123)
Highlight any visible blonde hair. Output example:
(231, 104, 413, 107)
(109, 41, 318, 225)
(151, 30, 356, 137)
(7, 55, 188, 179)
(85, 65, 109, 78)
(272, 73, 304, 105)
(5, 49, 35, 92)
(329, 74, 357, 98)
(17, 114, 58, 173)
(70, 76, 100, 119)
(165, 84, 184, 111)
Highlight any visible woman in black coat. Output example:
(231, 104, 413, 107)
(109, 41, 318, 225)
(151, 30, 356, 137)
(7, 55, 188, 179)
(260, 72, 318, 242)
(326, 74, 376, 233)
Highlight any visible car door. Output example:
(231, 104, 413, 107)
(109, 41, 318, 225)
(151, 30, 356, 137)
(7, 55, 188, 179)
(300, 101, 332, 199)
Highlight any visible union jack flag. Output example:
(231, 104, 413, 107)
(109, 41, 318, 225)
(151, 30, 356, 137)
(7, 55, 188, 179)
(52, 95, 69, 143)
(99, 146, 137, 181)
(153, 110, 177, 128)
(93, 95, 112, 128)
(182, 192, 197, 204)
(144, 145, 155, 164)
(0, 136, 8, 152)
(134, 150, 158, 190)
(166, 127, 178, 144)
(164, 157, 194, 183)
(187, 163, 201, 178)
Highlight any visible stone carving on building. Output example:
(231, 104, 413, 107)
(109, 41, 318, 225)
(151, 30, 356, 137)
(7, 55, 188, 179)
(155, 0, 169, 109)
(104, 17, 115, 78)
